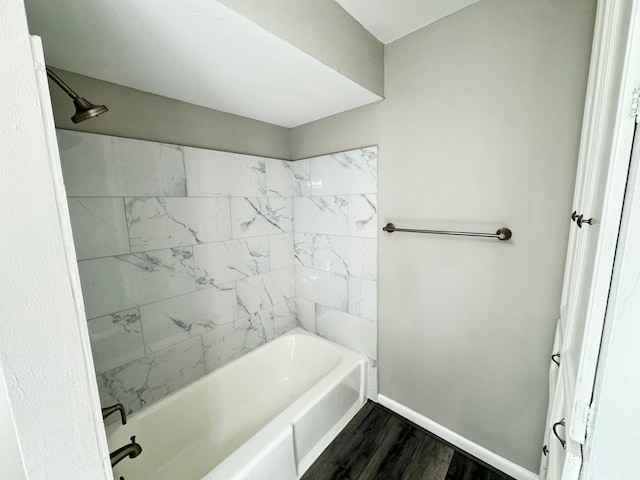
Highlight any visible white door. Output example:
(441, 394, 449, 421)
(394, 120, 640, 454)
(540, 0, 640, 478)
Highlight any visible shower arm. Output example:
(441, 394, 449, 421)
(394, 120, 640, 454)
(45, 67, 80, 100)
(44, 66, 108, 124)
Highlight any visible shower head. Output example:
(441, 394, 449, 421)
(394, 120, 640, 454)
(46, 67, 108, 123)
(71, 97, 109, 123)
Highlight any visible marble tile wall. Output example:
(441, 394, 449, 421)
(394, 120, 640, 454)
(58, 129, 378, 413)
(58, 130, 297, 414)
(292, 147, 378, 399)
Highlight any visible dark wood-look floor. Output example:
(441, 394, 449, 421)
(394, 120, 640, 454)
(302, 402, 513, 480)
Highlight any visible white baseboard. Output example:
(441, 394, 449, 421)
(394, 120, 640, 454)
(377, 395, 539, 480)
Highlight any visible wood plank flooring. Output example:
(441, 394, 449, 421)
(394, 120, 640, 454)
(302, 401, 513, 480)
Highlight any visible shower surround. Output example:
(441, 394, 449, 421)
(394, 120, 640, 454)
(291, 150, 378, 396)
(57, 130, 377, 413)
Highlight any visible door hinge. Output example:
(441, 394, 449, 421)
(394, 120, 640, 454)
(631, 86, 640, 122)
(585, 403, 595, 437)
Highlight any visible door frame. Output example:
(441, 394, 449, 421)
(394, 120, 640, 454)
(575, 0, 640, 477)
(561, 0, 639, 449)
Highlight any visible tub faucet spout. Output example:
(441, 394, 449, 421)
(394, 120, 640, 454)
(110, 436, 142, 467)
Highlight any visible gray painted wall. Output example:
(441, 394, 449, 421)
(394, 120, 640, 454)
(219, 0, 384, 96)
(291, 102, 383, 159)
(48, 67, 291, 160)
(290, 0, 597, 472)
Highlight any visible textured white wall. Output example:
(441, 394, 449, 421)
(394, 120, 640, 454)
(0, 1, 112, 478)
(0, 367, 26, 480)
(291, 0, 597, 472)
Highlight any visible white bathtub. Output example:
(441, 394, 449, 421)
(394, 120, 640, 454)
(106, 328, 367, 480)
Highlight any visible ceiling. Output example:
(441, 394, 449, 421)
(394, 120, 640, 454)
(25, 0, 479, 128)
(24, 0, 381, 128)
(334, 0, 481, 43)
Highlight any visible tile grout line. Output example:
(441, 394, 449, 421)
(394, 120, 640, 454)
(68, 193, 377, 200)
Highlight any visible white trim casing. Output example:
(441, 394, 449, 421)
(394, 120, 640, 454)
(582, 105, 640, 480)
(378, 395, 538, 480)
(558, 0, 637, 447)
(580, 1, 640, 477)
(572, 0, 638, 443)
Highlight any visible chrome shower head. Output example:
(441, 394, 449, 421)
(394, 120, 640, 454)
(46, 67, 108, 123)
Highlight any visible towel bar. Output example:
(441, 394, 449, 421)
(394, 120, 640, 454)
(382, 223, 512, 241)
